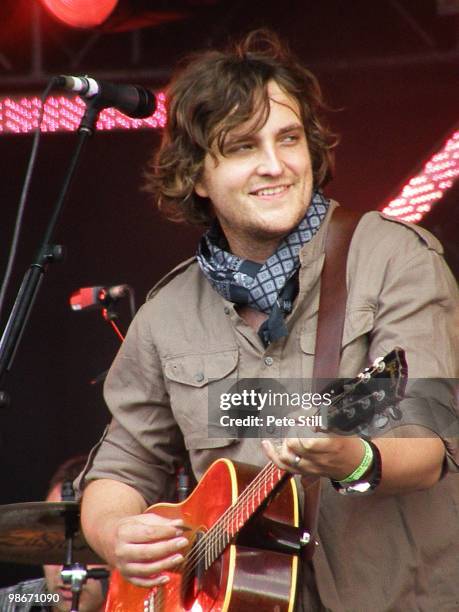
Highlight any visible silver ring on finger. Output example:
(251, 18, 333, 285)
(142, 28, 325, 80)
(293, 454, 301, 467)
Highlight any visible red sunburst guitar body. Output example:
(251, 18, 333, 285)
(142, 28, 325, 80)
(105, 458, 301, 611)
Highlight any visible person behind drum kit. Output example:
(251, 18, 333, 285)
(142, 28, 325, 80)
(0, 456, 108, 612)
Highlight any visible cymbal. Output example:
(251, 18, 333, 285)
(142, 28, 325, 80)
(0, 501, 104, 565)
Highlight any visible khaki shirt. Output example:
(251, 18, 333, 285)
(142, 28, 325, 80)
(80, 203, 459, 611)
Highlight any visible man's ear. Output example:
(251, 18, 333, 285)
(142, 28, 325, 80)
(194, 179, 208, 198)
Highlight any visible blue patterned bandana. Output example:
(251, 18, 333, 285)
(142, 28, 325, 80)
(197, 190, 329, 345)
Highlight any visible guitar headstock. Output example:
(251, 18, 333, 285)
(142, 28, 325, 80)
(322, 347, 408, 434)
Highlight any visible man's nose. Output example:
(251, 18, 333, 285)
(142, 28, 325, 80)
(256, 145, 283, 176)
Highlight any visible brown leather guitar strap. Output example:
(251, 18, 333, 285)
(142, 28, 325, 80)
(302, 206, 364, 561)
(313, 206, 365, 383)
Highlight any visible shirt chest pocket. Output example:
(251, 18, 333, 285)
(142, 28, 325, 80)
(163, 349, 239, 450)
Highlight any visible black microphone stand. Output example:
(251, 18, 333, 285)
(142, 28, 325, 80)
(0, 101, 103, 403)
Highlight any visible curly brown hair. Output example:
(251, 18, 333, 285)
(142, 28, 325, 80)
(145, 29, 338, 226)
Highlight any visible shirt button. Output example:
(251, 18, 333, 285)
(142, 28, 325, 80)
(195, 372, 205, 382)
(264, 356, 274, 366)
(224, 307, 230, 315)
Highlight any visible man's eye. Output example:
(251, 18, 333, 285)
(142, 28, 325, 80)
(282, 134, 299, 144)
(227, 143, 253, 153)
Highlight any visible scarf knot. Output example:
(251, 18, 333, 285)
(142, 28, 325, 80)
(197, 191, 329, 346)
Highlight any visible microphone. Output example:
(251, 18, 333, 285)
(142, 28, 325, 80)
(56, 75, 156, 118)
(70, 285, 130, 311)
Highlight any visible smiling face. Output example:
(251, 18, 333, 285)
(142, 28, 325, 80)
(195, 80, 313, 262)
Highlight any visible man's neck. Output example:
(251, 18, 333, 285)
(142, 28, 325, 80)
(236, 305, 269, 331)
(224, 232, 283, 263)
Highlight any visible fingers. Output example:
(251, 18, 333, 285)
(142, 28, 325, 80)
(117, 514, 184, 544)
(263, 436, 368, 482)
(116, 533, 188, 563)
(128, 574, 170, 589)
(290, 437, 331, 455)
(114, 512, 189, 587)
(261, 437, 346, 477)
(261, 439, 300, 473)
(120, 545, 187, 588)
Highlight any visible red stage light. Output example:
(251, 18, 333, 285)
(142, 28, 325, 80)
(382, 129, 459, 222)
(38, 0, 188, 31)
(40, 0, 118, 28)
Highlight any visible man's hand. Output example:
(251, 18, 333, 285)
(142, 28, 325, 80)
(261, 428, 445, 494)
(261, 436, 365, 481)
(81, 479, 189, 588)
(114, 512, 189, 588)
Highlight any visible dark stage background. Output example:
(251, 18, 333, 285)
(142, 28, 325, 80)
(0, 0, 458, 587)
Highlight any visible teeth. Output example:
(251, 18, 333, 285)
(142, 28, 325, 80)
(254, 185, 288, 196)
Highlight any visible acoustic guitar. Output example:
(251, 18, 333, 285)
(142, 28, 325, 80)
(105, 348, 407, 612)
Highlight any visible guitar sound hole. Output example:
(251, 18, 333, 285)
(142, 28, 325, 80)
(181, 530, 222, 609)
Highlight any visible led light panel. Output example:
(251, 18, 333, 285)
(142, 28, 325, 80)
(0, 93, 457, 224)
(382, 129, 459, 222)
(0, 92, 167, 134)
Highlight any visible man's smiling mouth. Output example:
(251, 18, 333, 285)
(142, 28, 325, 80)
(250, 184, 291, 197)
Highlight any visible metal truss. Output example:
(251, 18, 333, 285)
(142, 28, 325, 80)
(0, 0, 458, 91)
(0, 3, 169, 90)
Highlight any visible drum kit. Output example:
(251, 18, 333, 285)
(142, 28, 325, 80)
(0, 499, 108, 612)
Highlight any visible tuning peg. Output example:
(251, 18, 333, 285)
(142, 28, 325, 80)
(372, 357, 386, 373)
(374, 414, 389, 429)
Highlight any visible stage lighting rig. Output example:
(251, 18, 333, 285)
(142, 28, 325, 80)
(38, 0, 218, 31)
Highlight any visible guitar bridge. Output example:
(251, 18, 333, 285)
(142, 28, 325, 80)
(238, 515, 308, 555)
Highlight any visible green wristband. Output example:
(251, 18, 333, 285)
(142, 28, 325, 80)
(339, 439, 374, 484)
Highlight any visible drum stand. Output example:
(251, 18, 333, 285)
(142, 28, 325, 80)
(60, 496, 109, 612)
(61, 564, 108, 612)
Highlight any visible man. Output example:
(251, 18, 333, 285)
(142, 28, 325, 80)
(0, 456, 108, 612)
(78, 30, 458, 611)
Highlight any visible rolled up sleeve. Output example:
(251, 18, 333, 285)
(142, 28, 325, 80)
(77, 302, 187, 504)
(369, 232, 458, 472)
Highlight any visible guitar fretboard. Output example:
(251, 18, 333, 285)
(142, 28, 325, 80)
(195, 462, 288, 570)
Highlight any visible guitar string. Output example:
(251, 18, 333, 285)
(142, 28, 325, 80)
(155, 387, 369, 607)
(155, 386, 375, 607)
(178, 383, 389, 599)
(155, 461, 283, 608)
(197, 461, 284, 567)
(182, 367, 385, 574)
(155, 359, 392, 606)
(172, 463, 283, 608)
(154, 461, 281, 609)
(180, 461, 280, 574)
